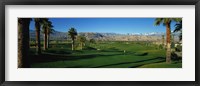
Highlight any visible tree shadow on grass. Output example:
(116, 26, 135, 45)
(134, 52, 148, 56)
(45, 49, 72, 54)
(30, 53, 124, 63)
(129, 60, 165, 68)
(92, 57, 165, 68)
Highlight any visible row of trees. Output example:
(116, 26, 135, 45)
(34, 18, 54, 54)
(18, 18, 54, 68)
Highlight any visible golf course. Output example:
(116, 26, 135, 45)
(18, 18, 182, 68)
(29, 41, 182, 68)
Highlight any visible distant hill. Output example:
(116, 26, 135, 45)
(30, 30, 180, 42)
(30, 30, 67, 41)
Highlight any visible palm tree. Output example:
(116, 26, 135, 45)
(47, 28, 55, 48)
(77, 36, 86, 50)
(18, 18, 32, 68)
(154, 18, 181, 63)
(41, 18, 49, 50)
(41, 18, 54, 50)
(68, 28, 77, 51)
(174, 21, 182, 41)
(34, 18, 43, 55)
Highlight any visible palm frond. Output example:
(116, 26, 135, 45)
(154, 18, 163, 26)
(68, 27, 78, 39)
(173, 18, 182, 22)
(173, 21, 182, 32)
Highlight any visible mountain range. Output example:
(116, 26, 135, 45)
(29, 30, 180, 42)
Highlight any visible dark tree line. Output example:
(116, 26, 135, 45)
(18, 18, 54, 68)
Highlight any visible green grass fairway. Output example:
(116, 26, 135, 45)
(30, 41, 182, 68)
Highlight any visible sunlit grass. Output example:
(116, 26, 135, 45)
(30, 41, 181, 68)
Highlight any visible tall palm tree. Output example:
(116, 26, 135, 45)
(46, 21, 54, 48)
(47, 28, 54, 48)
(77, 36, 86, 50)
(34, 18, 42, 55)
(41, 18, 48, 50)
(174, 21, 182, 41)
(154, 18, 181, 63)
(41, 18, 51, 50)
(68, 28, 77, 51)
(18, 18, 32, 68)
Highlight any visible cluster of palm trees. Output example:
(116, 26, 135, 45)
(68, 28, 87, 50)
(41, 18, 54, 51)
(154, 18, 182, 63)
(34, 18, 54, 54)
(18, 18, 54, 68)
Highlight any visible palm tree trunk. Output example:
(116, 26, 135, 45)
(18, 18, 31, 68)
(166, 23, 171, 63)
(47, 34, 49, 48)
(44, 28, 47, 50)
(47, 28, 49, 48)
(72, 40, 74, 51)
(35, 22, 41, 55)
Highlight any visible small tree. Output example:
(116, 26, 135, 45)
(89, 39, 95, 44)
(162, 35, 165, 48)
(77, 36, 86, 50)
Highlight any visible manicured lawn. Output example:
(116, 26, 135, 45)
(30, 41, 182, 68)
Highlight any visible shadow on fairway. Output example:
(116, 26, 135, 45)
(92, 57, 165, 68)
(30, 53, 124, 63)
(134, 52, 148, 56)
(64, 65, 91, 68)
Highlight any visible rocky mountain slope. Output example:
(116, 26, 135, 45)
(30, 30, 180, 42)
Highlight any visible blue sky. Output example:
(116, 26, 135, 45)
(29, 18, 177, 34)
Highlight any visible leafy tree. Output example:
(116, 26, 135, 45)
(154, 18, 181, 63)
(18, 18, 32, 68)
(68, 27, 77, 50)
